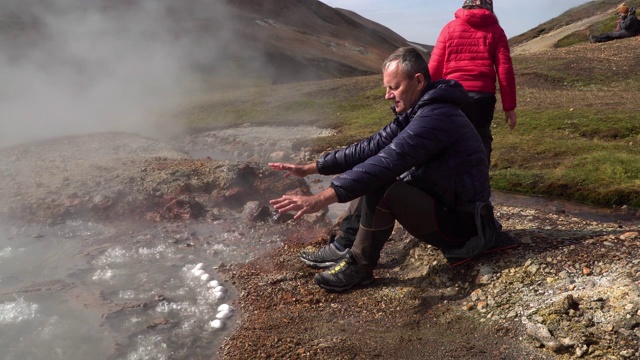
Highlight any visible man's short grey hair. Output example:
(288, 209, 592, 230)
(382, 47, 430, 82)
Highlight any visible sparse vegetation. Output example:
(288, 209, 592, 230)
(509, 0, 624, 47)
(174, 2, 640, 210)
(554, 30, 589, 48)
(179, 46, 639, 208)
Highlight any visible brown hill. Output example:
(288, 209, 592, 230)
(0, 0, 418, 84)
(221, 0, 417, 82)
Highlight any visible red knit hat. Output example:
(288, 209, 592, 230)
(462, 0, 494, 12)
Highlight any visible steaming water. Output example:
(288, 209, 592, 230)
(0, 195, 634, 360)
(0, 219, 283, 360)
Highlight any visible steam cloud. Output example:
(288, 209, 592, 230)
(0, 0, 242, 148)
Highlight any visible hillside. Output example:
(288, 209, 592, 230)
(0, 0, 417, 84)
(510, 0, 629, 50)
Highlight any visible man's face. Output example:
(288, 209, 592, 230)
(383, 62, 425, 114)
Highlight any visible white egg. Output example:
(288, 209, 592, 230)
(210, 319, 224, 329)
(193, 263, 204, 271)
(213, 285, 225, 293)
(217, 303, 232, 312)
(193, 269, 205, 277)
(201, 273, 210, 281)
(208, 280, 220, 288)
(216, 310, 233, 319)
(214, 292, 225, 300)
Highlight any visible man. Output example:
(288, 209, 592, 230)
(590, 4, 640, 43)
(269, 47, 493, 292)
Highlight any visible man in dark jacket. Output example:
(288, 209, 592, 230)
(590, 4, 640, 43)
(269, 47, 492, 292)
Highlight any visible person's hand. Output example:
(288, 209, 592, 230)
(505, 110, 517, 130)
(268, 162, 317, 178)
(270, 188, 337, 220)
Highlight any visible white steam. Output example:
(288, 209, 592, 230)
(0, 0, 236, 147)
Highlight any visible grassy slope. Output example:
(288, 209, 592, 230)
(509, 0, 623, 47)
(175, 7, 640, 209)
(495, 32, 640, 208)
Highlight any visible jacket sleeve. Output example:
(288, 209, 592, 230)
(328, 109, 452, 203)
(621, 15, 640, 34)
(316, 115, 405, 175)
(428, 24, 449, 81)
(493, 27, 517, 112)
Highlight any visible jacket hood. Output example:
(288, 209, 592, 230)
(455, 7, 498, 28)
(412, 79, 470, 113)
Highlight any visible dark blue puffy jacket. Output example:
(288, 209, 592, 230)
(317, 79, 490, 208)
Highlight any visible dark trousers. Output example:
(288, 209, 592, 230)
(460, 92, 496, 164)
(332, 198, 362, 249)
(591, 30, 635, 43)
(338, 182, 474, 271)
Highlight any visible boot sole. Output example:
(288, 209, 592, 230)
(299, 257, 340, 268)
(314, 276, 374, 292)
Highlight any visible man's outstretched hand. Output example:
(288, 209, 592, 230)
(270, 188, 338, 220)
(268, 162, 318, 178)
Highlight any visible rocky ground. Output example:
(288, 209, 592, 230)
(1, 130, 639, 360)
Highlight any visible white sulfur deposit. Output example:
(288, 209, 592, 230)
(210, 319, 224, 329)
(193, 269, 205, 277)
(216, 310, 233, 319)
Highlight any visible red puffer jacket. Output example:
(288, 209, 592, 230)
(429, 8, 516, 112)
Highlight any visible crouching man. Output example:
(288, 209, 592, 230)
(269, 47, 494, 292)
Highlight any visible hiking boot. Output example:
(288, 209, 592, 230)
(313, 257, 374, 292)
(300, 242, 351, 268)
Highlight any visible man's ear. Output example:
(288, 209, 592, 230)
(415, 73, 427, 91)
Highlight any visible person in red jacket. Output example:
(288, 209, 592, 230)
(428, 0, 517, 163)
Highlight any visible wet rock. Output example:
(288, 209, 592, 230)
(145, 317, 170, 329)
(272, 212, 294, 224)
(242, 201, 271, 223)
(165, 195, 205, 219)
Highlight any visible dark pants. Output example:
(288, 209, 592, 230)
(460, 92, 496, 164)
(332, 198, 362, 249)
(336, 182, 476, 271)
(591, 30, 635, 43)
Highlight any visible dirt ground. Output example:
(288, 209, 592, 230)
(216, 204, 640, 360)
(1, 131, 639, 360)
